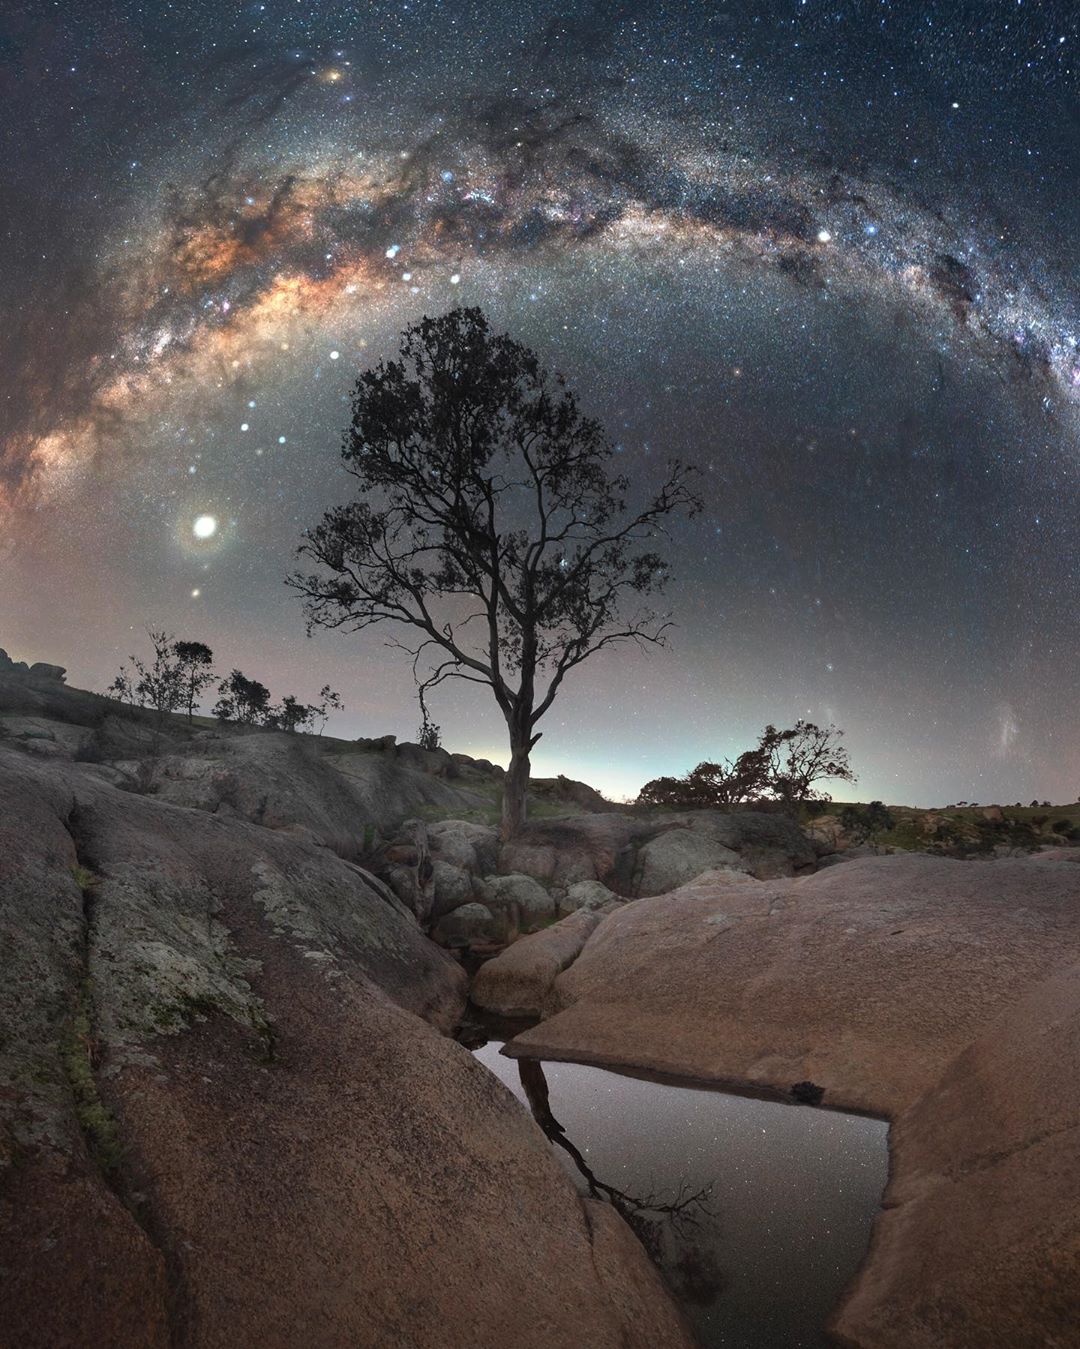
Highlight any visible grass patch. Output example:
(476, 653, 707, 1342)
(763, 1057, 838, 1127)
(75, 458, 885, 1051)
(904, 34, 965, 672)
(70, 864, 99, 892)
(415, 793, 590, 828)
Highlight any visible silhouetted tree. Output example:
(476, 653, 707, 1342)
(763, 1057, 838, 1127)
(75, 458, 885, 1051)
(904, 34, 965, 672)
(265, 685, 343, 734)
(172, 640, 215, 722)
(639, 720, 856, 809)
(213, 670, 271, 725)
(290, 307, 699, 837)
(313, 685, 344, 734)
(109, 628, 186, 724)
(763, 720, 856, 805)
(639, 743, 773, 808)
(268, 694, 311, 733)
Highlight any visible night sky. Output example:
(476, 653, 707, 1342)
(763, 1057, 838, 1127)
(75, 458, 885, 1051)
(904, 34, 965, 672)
(2, 1, 1078, 803)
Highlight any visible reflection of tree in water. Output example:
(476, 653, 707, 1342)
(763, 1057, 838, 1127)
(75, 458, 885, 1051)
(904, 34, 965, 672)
(517, 1057, 726, 1306)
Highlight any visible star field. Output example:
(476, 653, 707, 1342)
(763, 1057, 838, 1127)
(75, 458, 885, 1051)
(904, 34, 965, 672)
(1, 1, 1078, 802)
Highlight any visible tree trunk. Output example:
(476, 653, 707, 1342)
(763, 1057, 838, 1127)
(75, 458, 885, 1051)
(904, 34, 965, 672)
(501, 742, 531, 839)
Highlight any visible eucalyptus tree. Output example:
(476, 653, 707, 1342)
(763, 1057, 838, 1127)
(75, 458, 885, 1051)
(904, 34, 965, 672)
(290, 307, 698, 837)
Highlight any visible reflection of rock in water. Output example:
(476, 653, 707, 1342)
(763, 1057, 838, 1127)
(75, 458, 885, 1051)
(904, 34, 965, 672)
(517, 1057, 720, 1301)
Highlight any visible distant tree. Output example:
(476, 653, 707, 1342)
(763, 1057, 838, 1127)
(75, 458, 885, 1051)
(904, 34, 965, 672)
(172, 640, 215, 722)
(639, 720, 856, 810)
(312, 684, 343, 734)
(268, 694, 313, 733)
(109, 627, 185, 724)
(764, 721, 856, 806)
(1030, 799, 1040, 808)
(289, 307, 699, 837)
(260, 685, 345, 734)
(639, 744, 771, 808)
(213, 670, 272, 725)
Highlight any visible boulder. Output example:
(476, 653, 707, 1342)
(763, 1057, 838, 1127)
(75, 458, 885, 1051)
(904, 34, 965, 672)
(498, 839, 560, 883)
(479, 873, 557, 934)
(430, 858, 476, 918)
(427, 819, 500, 874)
(354, 733, 397, 753)
(560, 879, 623, 913)
(0, 649, 30, 676)
(395, 741, 460, 778)
(633, 829, 747, 896)
(472, 908, 607, 1018)
(430, 902, 496, 947)
(381, 819, 434, 923)
(29, 662, 67, 684)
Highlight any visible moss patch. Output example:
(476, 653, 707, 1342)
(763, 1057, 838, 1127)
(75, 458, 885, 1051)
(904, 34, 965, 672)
(61, 979, 123, 1175)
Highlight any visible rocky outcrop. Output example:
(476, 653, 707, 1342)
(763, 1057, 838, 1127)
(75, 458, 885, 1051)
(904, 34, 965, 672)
(657, 809, 818, 879)
(834, 962, 1080, 1347)
(633, 829, 748, 895)
(0, 650, 66, 683)
(0, 741, 691, 1347)
(512, 855, 1080, 1113)
(505, 854, 1080, 1347)
(498, 813, 640, 890)
(472, 908, 612, 1018)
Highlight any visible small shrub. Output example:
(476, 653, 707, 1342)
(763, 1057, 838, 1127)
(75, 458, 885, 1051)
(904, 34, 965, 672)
(417, 718, 442, 752)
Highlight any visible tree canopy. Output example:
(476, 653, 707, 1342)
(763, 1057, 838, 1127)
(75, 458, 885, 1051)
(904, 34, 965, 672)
(639, 720, 856, 809)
